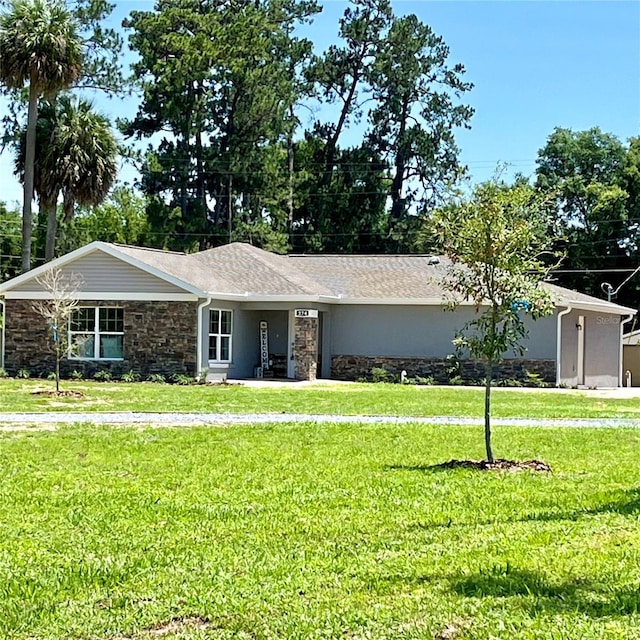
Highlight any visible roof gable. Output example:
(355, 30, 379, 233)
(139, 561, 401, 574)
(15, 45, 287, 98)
(0, 242, 204, 297)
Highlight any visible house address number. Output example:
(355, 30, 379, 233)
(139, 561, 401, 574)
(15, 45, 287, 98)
(295, 309, 318, 318)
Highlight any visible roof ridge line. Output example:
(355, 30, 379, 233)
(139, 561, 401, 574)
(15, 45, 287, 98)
(239, 244, 328, 294)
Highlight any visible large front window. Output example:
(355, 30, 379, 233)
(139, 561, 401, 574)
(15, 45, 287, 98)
(209, 309, 232, 362)
(69, 307, 124, 360)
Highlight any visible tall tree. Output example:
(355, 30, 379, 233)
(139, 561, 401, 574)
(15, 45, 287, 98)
(124, 0, 318, 251)
(535, 127, 635, 303)
(0, 0, 83, 272)
(436, 179, 556, 463)
(368, 13, 473, 248)
(306, 0, 391, 189)
(14, 95, 118, 261)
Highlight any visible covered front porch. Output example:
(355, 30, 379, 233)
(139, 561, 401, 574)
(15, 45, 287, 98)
(199, 302, 331, 382)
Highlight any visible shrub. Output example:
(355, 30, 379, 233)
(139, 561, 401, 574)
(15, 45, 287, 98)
(45, 371, 57, 381)
(0, 367, 8, 379)
(371, 367, 398, 383)
(524, 371, 550, 388)
(16, 368, 30, 379)
(146, 373, 166, 384)
(94, 370, 112, 382)
(405, 375, 436, 386)
(170, 372, 195, 385)
(120, 370, 141, 383)
(445, 353, 461, 380)
(70, 369, 84, 380)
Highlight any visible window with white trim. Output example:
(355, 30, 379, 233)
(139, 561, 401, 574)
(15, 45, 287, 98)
(69, 307, 124, 360)
(209, 309, 232, 362)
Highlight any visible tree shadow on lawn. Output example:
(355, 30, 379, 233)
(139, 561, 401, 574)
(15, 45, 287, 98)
(448, 565, 640, 618)
(404, 488, 640, 532)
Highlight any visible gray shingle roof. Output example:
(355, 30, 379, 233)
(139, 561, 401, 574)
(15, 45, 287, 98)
(110, 242, 635, 313)
(8, 240, 628, 314)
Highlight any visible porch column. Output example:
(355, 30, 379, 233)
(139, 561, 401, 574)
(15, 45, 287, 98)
(294, 315, 318, 381)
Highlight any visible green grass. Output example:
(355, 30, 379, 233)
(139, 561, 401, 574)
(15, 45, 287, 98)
(1, 378, 640, 418)
(1, 421, 639, 639)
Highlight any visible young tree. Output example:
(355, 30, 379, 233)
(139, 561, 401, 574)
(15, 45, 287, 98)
(32, 267, 83, 392)
(0, 0, 83, 272)
(435, 179, 557, 463)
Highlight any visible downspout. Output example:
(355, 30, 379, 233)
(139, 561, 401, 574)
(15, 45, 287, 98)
(0, 297, 5, 370)
(556, 306, 572, 387)
(196, 297, 212, 377)
(620, 312, 635, 387)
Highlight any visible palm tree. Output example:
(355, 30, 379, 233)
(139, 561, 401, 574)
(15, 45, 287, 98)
(15, 95, 119, 261)
(0, 0, 83, 272)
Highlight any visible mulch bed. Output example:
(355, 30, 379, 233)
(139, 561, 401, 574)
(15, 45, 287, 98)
(32, 390, 85, 398)
(434, 458, 552, 473)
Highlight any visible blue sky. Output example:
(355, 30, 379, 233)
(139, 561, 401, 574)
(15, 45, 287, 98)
(0, 0, 638, 208)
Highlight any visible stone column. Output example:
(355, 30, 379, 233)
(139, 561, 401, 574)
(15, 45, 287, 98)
(294, 316, 318, 381)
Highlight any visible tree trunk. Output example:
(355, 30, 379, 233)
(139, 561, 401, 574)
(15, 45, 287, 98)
(22, 82, 39, 273)
(484, 360, 494, 463)
(56, 346, 60, 393)
(44, 202, 58, 262)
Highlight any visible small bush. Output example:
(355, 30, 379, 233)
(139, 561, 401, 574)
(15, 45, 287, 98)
(524, 371, 550, 388)
(405, 375, 436, 386)
(0, 367, 8, 378)
(94, 370, 112, 382)
(121, 370, 141, 383)
(146, 373, 166, 384)
(371, 367, 398, 383)
(45, 372, 57, 381)
(70, 369, 84, 380)
(16, 368, 30, 379)
(448, 375, 465, 386)
(445, 353, 461, 380)
(170, 372, 195, 385)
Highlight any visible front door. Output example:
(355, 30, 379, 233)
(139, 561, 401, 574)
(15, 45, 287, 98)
(577, 315, 585, 386)
(287, 309, 296, 378)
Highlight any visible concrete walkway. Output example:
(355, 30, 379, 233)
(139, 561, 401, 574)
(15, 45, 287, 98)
(0, 411, 639, 430)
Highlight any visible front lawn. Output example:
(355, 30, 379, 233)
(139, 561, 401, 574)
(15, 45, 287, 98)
(1, 421, 639, 639)
(1, 379, 640, 418)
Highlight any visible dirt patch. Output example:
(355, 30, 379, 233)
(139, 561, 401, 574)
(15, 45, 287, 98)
(434, 458, 552, 473)
(147, 617, 213, 636)
(32, 390, 85, 398)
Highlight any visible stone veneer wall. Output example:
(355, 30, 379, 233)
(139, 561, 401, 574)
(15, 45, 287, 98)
(293, 316, 318, 381)
(4, 299, 198, 377)
(331, 355, 556, 384)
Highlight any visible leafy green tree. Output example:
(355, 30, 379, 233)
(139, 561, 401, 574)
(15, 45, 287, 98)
(436, 179, 556, 463)
(14, 95, 118, 261)
(0, 202, 22, 281)
(0, 0, 83, 272)
(306, 0, 392, 189)
(289, 136, 389, 252)
(535, 127, 634, 302)
(368, 13, 473, 248)
(57, 186, 149, 253)
(124, 0, 318, 251)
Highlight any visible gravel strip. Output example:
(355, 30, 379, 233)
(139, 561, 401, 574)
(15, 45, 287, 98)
(0, 412, 639, 429)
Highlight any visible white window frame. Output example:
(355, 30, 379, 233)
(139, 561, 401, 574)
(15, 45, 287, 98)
(208, 309, 233, 363)
(68, 307, 124, 361)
